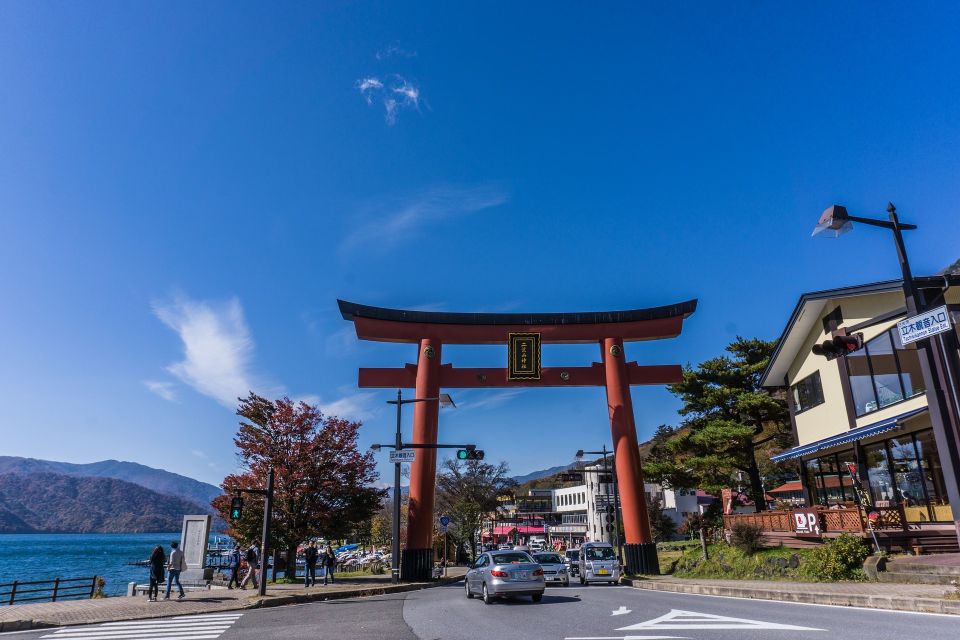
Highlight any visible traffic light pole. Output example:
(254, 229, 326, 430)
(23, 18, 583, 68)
(378, 390, 472, 583)
(235, 467, 274, 597)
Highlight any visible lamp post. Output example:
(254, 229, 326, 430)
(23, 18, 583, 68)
(374, 391, 456, 583)
(813, 203, 960, 545)
(576, 446, 624, 564)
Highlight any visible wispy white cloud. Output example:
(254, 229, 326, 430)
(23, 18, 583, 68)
(153, 295, 265, 409)
(319, 392, 380, 421)
(376, 42, 417, 60)
(190, 449, 208, 459)
(356, 73, 422, 125)
(340, 185, 509, 253)
(461, 389, 526, 411)
(143, 380, 178, 402)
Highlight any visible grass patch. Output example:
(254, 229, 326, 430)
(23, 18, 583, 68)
(670, 540, 867, 582)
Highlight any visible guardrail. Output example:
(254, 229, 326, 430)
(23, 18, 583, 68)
(0, 576, 100, 605)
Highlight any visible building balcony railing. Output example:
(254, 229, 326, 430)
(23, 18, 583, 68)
(722, 506, 921, 535)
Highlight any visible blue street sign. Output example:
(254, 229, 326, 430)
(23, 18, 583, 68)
(439, 515, 451, 527)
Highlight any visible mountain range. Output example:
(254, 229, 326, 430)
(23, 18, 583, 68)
(0, 457, 223, 533)
(0, 473, 210, 533)
(0, 457, 222, 507)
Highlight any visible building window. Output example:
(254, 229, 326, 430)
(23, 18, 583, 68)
(802, 449, 855, 506)
(846, 328, 926, 416)
(791, 371, 825, 413)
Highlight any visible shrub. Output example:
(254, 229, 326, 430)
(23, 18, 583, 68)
(801, 534, 870, 581)
(729, 521, 764, 555)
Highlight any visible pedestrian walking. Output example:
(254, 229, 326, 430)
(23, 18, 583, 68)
(227, 543, 242, 589)
(304, 541, 319, 587)
(147, 544, 165, 602)
(164, 541, 187, 600)
(322, 544, 336, 585)
(240, 541, 260, 590)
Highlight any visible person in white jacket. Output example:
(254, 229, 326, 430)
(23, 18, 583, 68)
(164, 541, 187, 600)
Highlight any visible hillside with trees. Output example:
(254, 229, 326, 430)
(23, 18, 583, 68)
(0, 473, 206, 533)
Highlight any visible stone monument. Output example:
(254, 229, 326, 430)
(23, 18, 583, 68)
(180, 514, 212, 582)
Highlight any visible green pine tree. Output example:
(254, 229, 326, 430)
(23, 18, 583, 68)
(644, 337, 791, 512)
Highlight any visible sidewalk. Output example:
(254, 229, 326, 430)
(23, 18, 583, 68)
(623, 575, 960, 615)
(0, 568, 467, 632)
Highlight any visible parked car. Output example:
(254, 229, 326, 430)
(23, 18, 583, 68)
(464, 550, 545, 604)
(532, 552, 569, 587)
(577, 542, 619, 585)
(564, 548, 580, 577)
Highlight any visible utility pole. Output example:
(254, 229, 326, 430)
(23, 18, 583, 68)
(392, 389, 402, 584)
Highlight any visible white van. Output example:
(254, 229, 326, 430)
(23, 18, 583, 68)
(577, 542, 619, 585)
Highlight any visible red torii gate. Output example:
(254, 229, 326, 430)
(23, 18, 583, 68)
(338, 298, 697, 579)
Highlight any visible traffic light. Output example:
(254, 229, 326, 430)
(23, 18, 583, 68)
(811, 332, 864, 360)
(230, 496, 243, 520)
(456, 448, 485, 460)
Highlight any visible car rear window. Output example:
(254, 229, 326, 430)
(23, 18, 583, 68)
(491, 552, 533, 564)
(586, 546, 616, 560)
(534, 553, 563, 564)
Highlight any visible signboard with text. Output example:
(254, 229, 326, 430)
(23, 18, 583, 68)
(507, 332, 541, 380)
(898, 305, 953, 345)
(792, 509, 821, 536)
(390, 450, 416, 463)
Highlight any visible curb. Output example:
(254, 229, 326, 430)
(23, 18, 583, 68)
(0, 575, 465, 632)
(621, 578, 960, 615)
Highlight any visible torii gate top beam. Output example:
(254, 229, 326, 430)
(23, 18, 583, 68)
(337, 299, 698, 344)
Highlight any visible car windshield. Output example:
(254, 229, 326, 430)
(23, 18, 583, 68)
(566, 550, 579, 559)
(491, 552, 533, 564)
(586, 547, 616, 560)
(534, 553, 563, 564)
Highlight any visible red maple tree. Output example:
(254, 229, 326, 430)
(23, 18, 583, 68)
(212, 392, 384, 579)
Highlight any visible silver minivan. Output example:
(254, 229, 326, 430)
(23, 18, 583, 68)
(577, 542, 619, 585)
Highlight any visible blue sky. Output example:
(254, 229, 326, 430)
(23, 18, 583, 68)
(2, 2, 960, 488)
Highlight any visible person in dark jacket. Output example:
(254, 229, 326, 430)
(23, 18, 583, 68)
(304, 541, 319, 587)
(240, 541, 260, 590)
(148, 545, 165, 602)
(227, 544, 242, 589)
(322, 545, 336, 585)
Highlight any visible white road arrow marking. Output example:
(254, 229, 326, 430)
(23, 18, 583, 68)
(616, 609, 823, 631)
(565, 636, 689, 640)
(611, 606, 632, 616)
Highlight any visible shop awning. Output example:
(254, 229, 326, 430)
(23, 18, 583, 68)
(771, 407, 928, 462)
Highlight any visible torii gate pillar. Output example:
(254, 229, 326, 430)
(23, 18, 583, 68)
(403, 338, 442, 580)
(603, 337, 658, 573)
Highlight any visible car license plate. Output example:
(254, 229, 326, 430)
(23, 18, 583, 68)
(597, 569, 609, 575)
(516, 571, 528, 580)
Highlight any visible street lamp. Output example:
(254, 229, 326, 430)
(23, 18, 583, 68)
(576, 446, 624, 564)
(813, 202, 960, 547)
(374, 391, 455, 584)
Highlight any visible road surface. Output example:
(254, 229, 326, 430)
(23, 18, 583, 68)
(10, 581, 957, 640)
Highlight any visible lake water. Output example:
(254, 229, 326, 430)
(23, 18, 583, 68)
(0, 533, 229, 597)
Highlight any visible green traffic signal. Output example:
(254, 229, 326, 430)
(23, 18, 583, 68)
(230, 496, 244, 520)
(457, 449, 469, 460)
(456, 448, 485, 460)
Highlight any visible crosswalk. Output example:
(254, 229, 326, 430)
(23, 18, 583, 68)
(40, 613, 244, 640)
